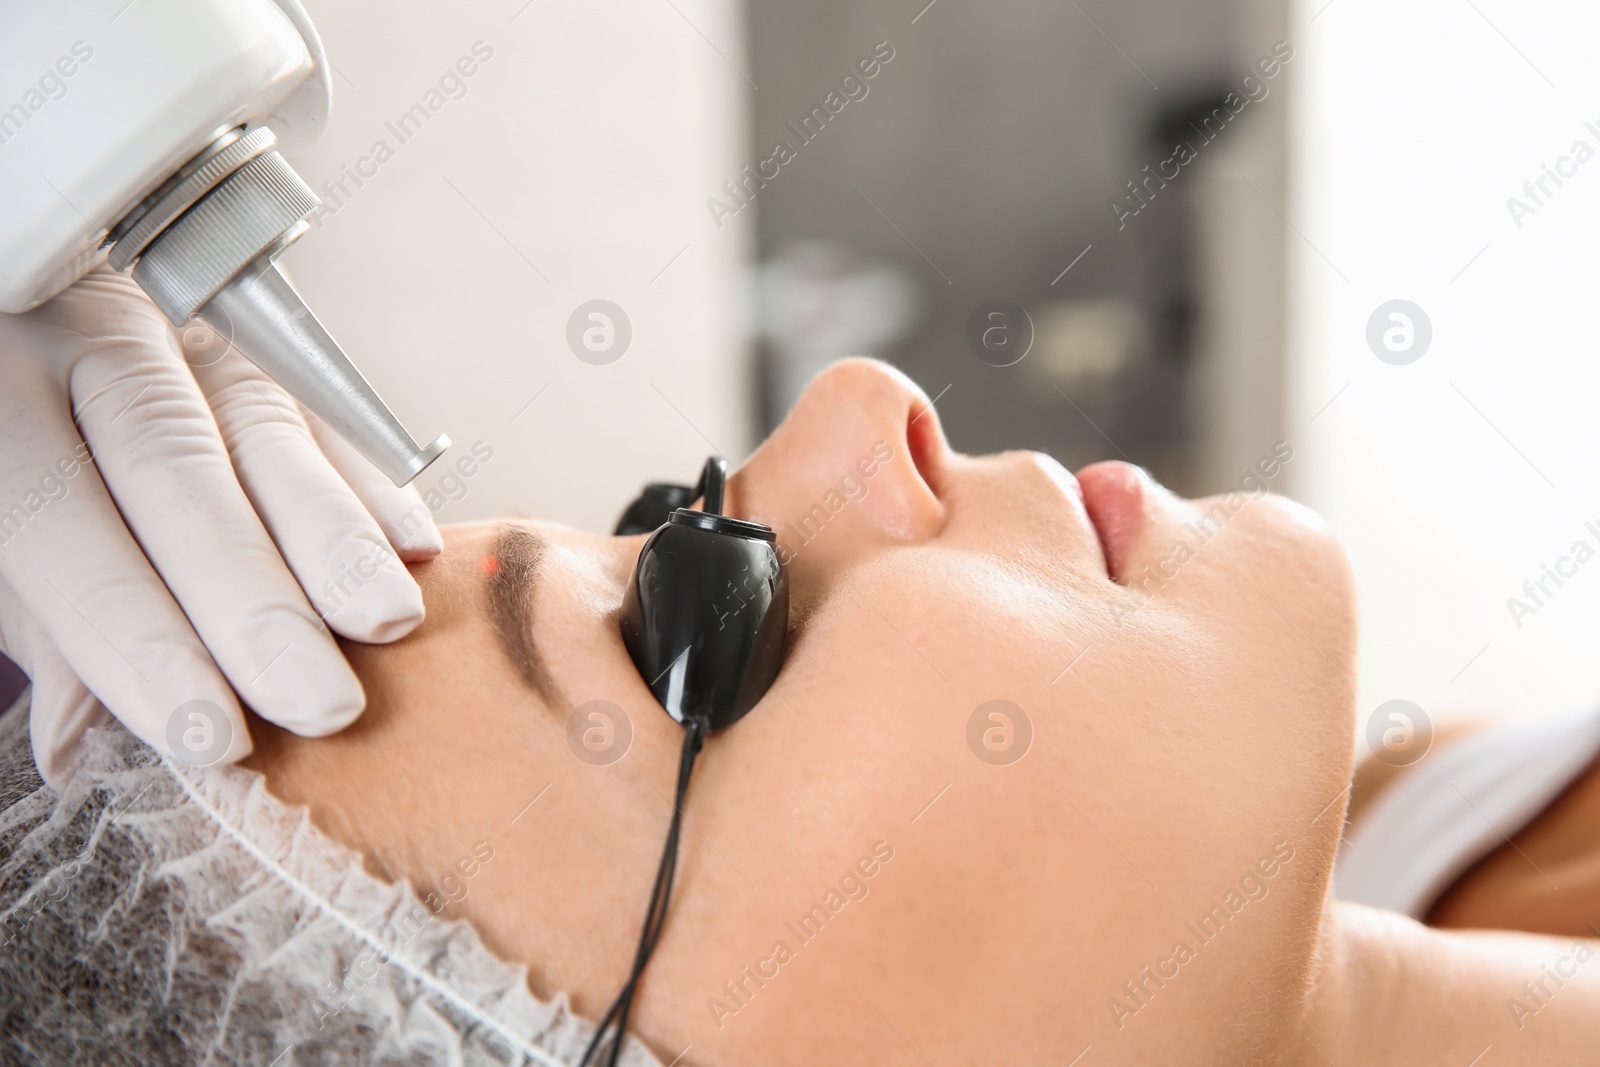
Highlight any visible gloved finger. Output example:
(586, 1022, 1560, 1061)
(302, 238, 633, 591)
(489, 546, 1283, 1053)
(39, 268, 365, 738)
(180, 326, 426, 642)
(31, 658, 108, 790)
(0, 349, 252, 769)
(0, 573, 107, 787)
(302, 406, 444, 562)
(0, 588, 109, 789)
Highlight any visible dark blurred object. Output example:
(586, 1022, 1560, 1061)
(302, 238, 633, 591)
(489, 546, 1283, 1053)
(0, 652, 26, 714)
(613, 483, 697, 535)
(745, 0, 1289, 496)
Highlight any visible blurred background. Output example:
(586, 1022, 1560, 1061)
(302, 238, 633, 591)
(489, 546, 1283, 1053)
(279, 0, 1289, 529)
(8, 0, 1600, 741)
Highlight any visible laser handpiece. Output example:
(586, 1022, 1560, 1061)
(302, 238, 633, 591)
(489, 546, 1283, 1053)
(0, 0, 448, 486)
(108, 125, 449, 485)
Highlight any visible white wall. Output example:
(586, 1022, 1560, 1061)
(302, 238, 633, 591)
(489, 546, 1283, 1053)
(282, 0, 753, 534)
(1290, 0, 1600, 725)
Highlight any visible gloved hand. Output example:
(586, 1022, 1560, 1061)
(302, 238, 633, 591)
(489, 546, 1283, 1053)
(0, 264, 442, 786)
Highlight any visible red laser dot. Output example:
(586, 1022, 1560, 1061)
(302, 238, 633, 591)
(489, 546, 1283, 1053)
(481, 554, 500, 576)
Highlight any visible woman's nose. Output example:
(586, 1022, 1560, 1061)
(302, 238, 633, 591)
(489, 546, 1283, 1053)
(731, 359, 949, 569)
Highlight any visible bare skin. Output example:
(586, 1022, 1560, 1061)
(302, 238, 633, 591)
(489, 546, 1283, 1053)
(246, 360, 1600, 1064)
(1428, 752, 1600, 936)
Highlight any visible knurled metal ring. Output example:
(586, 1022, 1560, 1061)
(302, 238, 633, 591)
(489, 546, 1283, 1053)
(131, 149, 320, 324)
(108, 126, 279, 272)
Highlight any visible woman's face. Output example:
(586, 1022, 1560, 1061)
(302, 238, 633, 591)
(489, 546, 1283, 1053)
(248, 358, 1359, 1065)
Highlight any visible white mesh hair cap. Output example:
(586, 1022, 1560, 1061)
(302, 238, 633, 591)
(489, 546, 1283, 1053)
(0, 696, 662, 1067)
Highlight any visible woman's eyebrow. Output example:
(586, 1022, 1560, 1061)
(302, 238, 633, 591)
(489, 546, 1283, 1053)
(485, 524, 557, 703)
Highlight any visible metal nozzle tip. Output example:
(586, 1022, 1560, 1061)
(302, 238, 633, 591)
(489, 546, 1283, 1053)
(199, 258, 450, 487)
(397, 434, 451, 486)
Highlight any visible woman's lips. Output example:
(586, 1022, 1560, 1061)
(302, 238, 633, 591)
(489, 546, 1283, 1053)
(1076, 461, 1147, 582)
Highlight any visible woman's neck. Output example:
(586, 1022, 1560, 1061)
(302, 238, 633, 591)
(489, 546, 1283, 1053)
(1308, 901, 1600, 1064)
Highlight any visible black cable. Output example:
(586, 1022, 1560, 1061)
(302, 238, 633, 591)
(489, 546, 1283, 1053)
(695, 456, 727, 516)
(579, 715, 708, 1067)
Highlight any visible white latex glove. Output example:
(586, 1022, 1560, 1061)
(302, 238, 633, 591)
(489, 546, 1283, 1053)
(0, 264, 443, 786)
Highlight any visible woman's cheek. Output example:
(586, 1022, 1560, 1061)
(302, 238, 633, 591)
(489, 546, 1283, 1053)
(1238, 495, 1357, 669)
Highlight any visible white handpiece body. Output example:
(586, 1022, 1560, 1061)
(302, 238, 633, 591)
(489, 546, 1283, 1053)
(0, 0, 327, 313)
